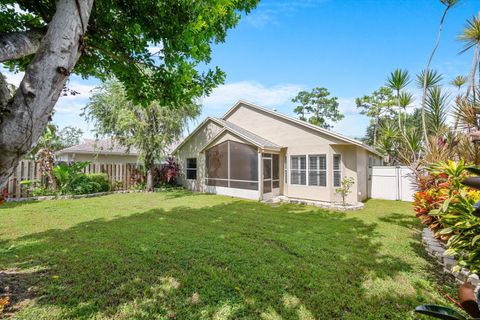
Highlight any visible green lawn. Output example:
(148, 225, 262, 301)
(0, 191, 457, 319)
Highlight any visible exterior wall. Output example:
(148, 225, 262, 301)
(175, 120, 223, 191)
(56, 153, 138, 164)
(225, 103, 364, 204)
(205, 186, 259, 200)
(356, 148, 368, 202)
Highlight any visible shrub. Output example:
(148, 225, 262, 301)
(32, 186, 56, 197)
(86, 173, 111, 192)
(413, 160, 480, 272)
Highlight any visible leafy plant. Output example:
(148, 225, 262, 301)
(53, 162, 90, 194)
(335, 176, 355, 206)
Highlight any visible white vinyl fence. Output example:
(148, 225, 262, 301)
(370, 166, 416, 201)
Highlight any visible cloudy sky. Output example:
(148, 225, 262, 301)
(3, 0, 479, 140)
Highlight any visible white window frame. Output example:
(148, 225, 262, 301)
(186, 158, 197, 180)
(333, 154, 342, 187)
(290, 155, 306, 185)
(308, 154, 327, 187)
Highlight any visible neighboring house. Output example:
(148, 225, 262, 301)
(56, 138, 139, 164)
(173, 100, 383, 205)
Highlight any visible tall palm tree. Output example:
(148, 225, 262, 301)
(386, 69, 411, 132)
(458, 13, 480, 100)
(420, 0, 459, 144)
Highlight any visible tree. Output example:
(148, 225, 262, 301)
(292, 87, 344, 129)
(419, 0, 459, 143)
(27, 124, 83, 158)
(84, 79, 200, 191)
(386, 69, 411, 131)
(0, 0, 259, 185)
(458, 12, 480, 99)
(425, 87, 450, 135)
(355, 86, 395, 146)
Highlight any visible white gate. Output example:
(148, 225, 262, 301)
(370, 166, 416, 201)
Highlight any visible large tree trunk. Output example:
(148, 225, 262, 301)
(0, 30, 45, 63)
(0, 0, 94, 185)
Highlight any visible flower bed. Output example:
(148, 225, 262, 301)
(414, 161, 480, 274)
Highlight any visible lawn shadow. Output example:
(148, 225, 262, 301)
(0, 200, 430, 319)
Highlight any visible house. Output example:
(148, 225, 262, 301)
(56, 138, 139, 164)
(173, 100, 383, 205)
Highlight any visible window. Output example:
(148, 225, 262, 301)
(308, 155, 326, 186)
(205, 141, 258, 190)
(290, 155, 306, 185)
(333, 154, 342, 187)
(272, 154, 280, 188)
(186, 158, 197, 180)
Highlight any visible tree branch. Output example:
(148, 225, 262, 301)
(0, 0, 94, 184)
(0, 29, 46, 63)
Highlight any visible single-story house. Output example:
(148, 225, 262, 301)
(173, 100, 383, 204)
(56, 138, 139, 164)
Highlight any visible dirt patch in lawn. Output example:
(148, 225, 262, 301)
(0, 269, 45, 318)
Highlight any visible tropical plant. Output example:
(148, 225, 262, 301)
(53, 162, 90, 194)
(335, 176, 355, 206)
(458, 12, 480, 98)
(386, 69, 411, 131)
(376, 120, 400, 164)
(416, 69, 443, 90)
(292, 87, 344, 129)
(425, 86, 450, 134)
(451, 75, 468, 91)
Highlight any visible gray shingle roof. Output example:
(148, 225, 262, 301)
(56, 138, 140, 156)
(214, 118, 281, 149)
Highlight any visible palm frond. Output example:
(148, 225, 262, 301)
(386, 69, 411, 92)
(416, 69, 443, 89)
(399, 91, 415, 109)
(450, 75, 468, 89)
(425, 86, 450, 134)
(458, 13, 480, 54)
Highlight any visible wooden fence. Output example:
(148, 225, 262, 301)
(1, 160, 143, 199)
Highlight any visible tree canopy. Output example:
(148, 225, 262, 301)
(0, 0, 258, 185)
(292, 87, 344, 129)
(84, 79, 201, 191)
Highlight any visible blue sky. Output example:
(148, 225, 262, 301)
(3, 0, 479, 139)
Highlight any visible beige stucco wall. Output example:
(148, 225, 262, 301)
(225, 103, 368, 204)
(175, 103, 377, 204)
(175, 120, 223, 191)
(56, 153, 138, 164)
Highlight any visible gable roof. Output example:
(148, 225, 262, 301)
(172, 117, 281, 155)
(222, 100, 381, 156)
(213, 118, 281, 150)
(56, 138, 140, 156)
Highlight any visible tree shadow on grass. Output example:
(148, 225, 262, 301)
(0, 201, 438, 319)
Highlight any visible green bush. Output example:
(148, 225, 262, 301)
(86, 173, 111, 192)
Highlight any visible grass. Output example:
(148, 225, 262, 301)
(0, 191, 458, 319)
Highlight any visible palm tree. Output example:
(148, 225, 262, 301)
(425, 86, 450, 135)
(458, 13, 480, 100)
(451, 75, 468, 91)
(416, 69, 443, 89)
(420, 0, 460, 144)
(451, 75, 468, 130)
(398, 91, 415, 131)
(386, 69, 411, 132)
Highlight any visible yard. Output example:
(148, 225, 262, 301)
(0, 191, 457, 319)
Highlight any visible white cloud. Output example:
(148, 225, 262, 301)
(202, 81, 303, 109)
